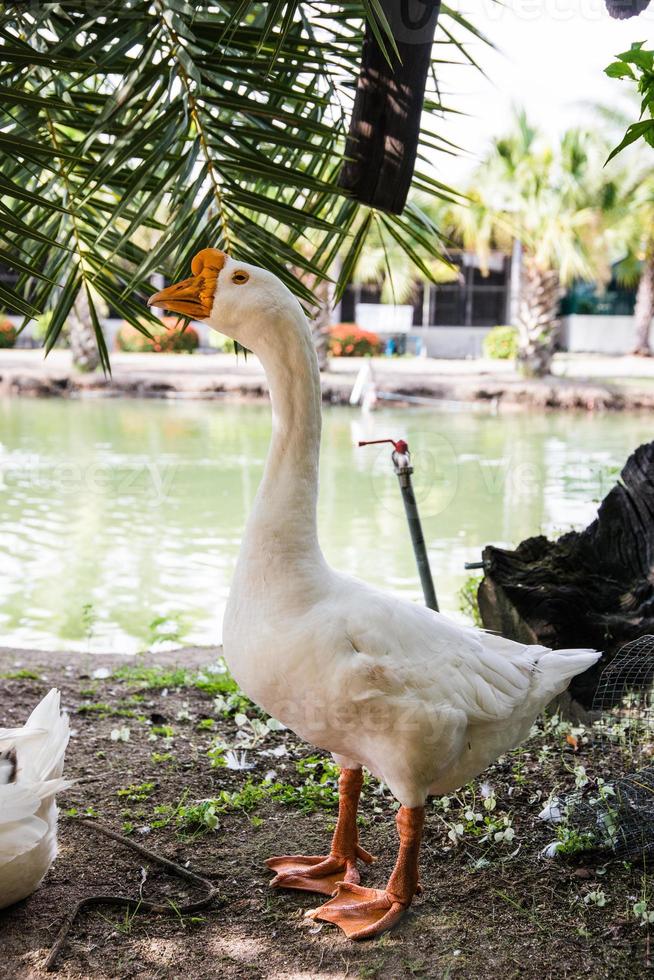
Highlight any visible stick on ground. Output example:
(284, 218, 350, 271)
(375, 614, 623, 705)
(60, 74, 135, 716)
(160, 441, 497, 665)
(45, 818, 220, 971)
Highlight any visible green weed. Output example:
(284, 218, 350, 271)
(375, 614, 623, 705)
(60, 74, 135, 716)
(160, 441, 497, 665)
(116, 781, 156, 803)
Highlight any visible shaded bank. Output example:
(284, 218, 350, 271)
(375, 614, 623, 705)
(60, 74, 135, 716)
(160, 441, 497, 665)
(2, 350, 654, 411)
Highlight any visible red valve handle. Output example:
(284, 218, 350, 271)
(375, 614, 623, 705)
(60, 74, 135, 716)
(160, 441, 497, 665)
(358, 438, 409, 454)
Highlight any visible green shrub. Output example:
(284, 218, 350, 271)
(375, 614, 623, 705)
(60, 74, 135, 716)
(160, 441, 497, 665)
(0, 318, 17, 349)
(117, 317, 199, 353)
(32, 311, 53, 344)
(458, 576, 483, 627)
(482, 325, 519, 360)
(208, 331, 237, 353)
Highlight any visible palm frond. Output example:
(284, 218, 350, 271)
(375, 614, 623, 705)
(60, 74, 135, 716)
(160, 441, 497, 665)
(0, 1, 485, 361)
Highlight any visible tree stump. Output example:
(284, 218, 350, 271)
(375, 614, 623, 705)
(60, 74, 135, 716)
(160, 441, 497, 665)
(478, 441, 654, 709)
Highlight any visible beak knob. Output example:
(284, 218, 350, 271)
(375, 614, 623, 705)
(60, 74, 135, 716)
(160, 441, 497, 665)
(148, 248, 227, 317)
(191, 248, 226, 276)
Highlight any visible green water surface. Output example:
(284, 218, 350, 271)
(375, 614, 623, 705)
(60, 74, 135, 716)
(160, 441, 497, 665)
(0, 397, 650, 653)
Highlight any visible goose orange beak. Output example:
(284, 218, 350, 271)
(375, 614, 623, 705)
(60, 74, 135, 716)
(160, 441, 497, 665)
(148, 248, 226, 319)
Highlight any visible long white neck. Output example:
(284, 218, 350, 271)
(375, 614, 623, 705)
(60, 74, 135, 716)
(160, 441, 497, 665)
(235, 302, 325, 576)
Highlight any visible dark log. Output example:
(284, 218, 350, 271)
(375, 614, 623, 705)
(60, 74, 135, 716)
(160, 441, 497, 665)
(478, 441, 654, 709)
(338, 2, 441, 214)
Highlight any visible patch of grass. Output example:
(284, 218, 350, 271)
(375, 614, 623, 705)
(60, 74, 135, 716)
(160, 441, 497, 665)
(150, 724, 175, 738)
(113, 664, 262, 724)
(207, 743, 227, 768)
(296, 755, 340, 781)
(77, 701, 147, 721)
(282, 756, 341, 811)
(111, 665, 258, 724)
(358, 962, 387, 980)
(116, 781, 156, 803)
(271, 778, 339, 813)
(404, 959, 428, 977)
(554, 824, 597, 856)
(0, 669, 41, 680)
(212, 690, 256, 717)
(151, 751, 174, 764)
(64, 805, 100, 819)
(77, 701, 138, 720)
(98, 903, 142, 936)
(195, 673, 244, 699)
(113, 666, 193, 689)
(154, 781, 294, 837)
(158, 761, 342, 839)
(166, 902, 206, 931)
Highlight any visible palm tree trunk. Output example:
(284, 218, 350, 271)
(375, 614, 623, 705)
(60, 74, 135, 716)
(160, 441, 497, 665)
(305, 272, 334, 372)
(516, 260, 562, 378)
(311, 278, 333, 372)
(68, 288, 100, 373)
(311, 301, 330, 372)
(632, 247, 654, 356)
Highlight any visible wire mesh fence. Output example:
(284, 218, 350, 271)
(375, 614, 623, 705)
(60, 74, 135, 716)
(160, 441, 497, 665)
(543, 635, 654, 860)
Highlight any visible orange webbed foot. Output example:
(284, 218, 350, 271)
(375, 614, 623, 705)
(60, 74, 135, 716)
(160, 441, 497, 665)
(304, 805, 425, 940)
(305, 881, 411, 939)
(266, 846, 374, 897)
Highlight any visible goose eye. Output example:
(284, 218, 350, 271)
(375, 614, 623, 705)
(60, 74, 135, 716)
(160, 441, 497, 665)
(231, 271, 249, 285)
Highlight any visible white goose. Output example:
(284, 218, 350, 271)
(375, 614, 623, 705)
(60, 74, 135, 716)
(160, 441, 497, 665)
(0, 689, 70, 910)
(150, 250, 601, 940)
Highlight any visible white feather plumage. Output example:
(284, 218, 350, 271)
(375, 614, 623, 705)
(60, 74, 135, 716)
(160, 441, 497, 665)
(207, 255, 601, 808)
(0, 689, 70, 909)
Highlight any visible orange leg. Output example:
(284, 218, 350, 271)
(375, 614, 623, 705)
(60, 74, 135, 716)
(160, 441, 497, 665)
(306, 804, 424, 940)
(266, 767, 374, 896)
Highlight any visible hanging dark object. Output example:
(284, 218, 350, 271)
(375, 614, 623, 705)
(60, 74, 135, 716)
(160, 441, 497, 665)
(477, 441, 654, 710)
(605, 0, 651, 18)
(339, 1, 442, 214)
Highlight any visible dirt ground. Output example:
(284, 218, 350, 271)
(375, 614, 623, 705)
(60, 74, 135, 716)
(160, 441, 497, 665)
(0, 646, 648, 980)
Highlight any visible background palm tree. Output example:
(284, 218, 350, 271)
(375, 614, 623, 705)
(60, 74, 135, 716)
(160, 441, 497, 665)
(458, 113, 616, 377)
(0, 2, 483, 371)
(350, 202, 459, 305)
(632, 236, 654, 356)
(590, 101, 654, 357)
(609, 179, 654, 356)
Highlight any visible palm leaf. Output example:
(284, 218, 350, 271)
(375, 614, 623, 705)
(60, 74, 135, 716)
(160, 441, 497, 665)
(0, 1, 486, 363)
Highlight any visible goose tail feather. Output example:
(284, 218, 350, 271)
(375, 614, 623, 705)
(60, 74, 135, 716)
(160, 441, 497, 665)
(534, 648, 602, 701)
(3, 690, 70, 782)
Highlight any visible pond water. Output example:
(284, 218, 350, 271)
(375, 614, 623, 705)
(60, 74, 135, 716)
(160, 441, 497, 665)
(0, 397, 651, 654)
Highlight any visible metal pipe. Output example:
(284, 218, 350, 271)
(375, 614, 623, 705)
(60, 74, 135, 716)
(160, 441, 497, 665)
(358, 438, 439, 612)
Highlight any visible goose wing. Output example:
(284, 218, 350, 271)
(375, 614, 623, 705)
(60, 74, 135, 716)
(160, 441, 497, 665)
(0, 784, 48, 864)
(340, 586, 596, 725)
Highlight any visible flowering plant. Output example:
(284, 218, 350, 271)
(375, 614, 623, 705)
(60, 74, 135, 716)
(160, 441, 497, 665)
(0, 318, 17, 349)
(328, 323, 381, 357)
(116, 317, 199, 353)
